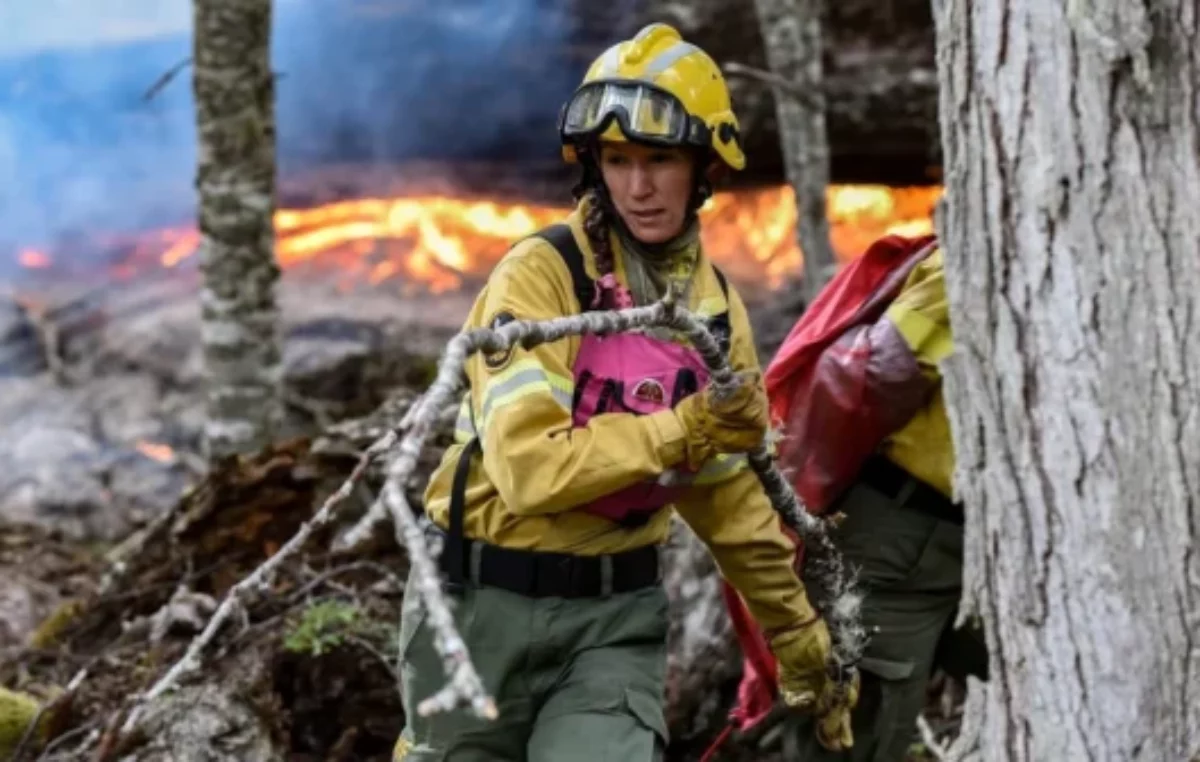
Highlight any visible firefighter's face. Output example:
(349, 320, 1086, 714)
(599, 142, 695, 244)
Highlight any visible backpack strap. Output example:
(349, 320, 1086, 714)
(530, 223, 600, 312)
(529, 223, 732, 323)
(712, 263, 729, 301)
(535, 224, 736, 355)
(708, 262, 733, 356)
(443, 435, 481, 588)
(443, 224, 590, 577)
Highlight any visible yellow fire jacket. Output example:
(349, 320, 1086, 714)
(880, 247, 956, 497)
(423, 202, 813, 633)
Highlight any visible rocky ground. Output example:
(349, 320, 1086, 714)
(0, 272, 963, 761)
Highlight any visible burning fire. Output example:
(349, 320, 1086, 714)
(18, 248, 52, 269)
(136, 440, 176, 464)
(13, 185, 940, 294)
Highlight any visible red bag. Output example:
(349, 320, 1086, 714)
(765, 233, 938, 512)
(700, 234, 937, 760)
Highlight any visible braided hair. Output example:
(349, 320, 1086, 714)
(583, 191, 621, 299)
(570, 154, 626, 308)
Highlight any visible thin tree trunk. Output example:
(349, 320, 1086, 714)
(934, 1, 1200, 759)
(193, 0, 283, 460)
(751, 0, 836, 305)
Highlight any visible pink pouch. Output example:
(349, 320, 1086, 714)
(571, 331, 710, 525)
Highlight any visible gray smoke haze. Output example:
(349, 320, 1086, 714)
(0, 0, 595, 268)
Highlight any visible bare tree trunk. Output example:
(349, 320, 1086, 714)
(751, 0, 836, 305)
(934, 1, 1200, 759)
(193, 0, 283, 460)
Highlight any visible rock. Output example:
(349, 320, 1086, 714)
(0, 573, 52, 650)
(285, 322, 380, 405)
(0, 376, 190, 541)
(0, 399, 117, 540)
(0, 296, 46, 377)
(0, 276, 464, 541)
(121, 680, 284, 762)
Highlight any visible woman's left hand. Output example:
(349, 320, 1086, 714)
(672, 371, 769, 467)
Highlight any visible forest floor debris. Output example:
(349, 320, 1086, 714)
(0, 431, 419, 761)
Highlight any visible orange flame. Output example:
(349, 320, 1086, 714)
(18, 248, 51, 269)
(17, 184, 941, 293)
(268, 184, 938, 292)
(160, 230, 201, 268)
(136, 441, 175, 463)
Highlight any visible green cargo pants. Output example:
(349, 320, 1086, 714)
(789, 477, 988, 761)
(393, 569, 669, 761)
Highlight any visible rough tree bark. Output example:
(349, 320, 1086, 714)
(193, 0, 284, 459)
(934, 1, 1200, 759)
(750, 0, 836, 304)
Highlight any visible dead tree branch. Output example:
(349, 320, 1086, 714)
(722, 61, 825, 110)
(940, 676, 985, 762)
(364, 289, 865, 695)
(143, 57, 193, 102)
(918, 713, 950, 761)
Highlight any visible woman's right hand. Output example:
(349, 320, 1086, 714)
(673, 371, 770, 468)
(771, 619, 859, 751)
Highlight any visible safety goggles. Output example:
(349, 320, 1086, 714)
(558, 80, 710, 149)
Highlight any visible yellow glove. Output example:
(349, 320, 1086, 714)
(672, 371, 769, 469)
(814, 672, 859, 751)
(772, 619, 860, 751)
(771, 618, 832, 711)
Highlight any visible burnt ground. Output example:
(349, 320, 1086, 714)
(1, 411, 437, 762)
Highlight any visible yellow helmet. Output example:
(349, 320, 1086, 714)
(558, 23, 745, 171)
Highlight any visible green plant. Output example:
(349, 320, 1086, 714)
(0, 686, 43, 758)
(284, 599, 368, 657)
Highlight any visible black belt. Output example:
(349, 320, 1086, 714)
(437, 532, 661, 598)
(443, 436, 661, 598)
(858, 454, 963, 526)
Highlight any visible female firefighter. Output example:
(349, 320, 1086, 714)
(393, 23, 856, 761)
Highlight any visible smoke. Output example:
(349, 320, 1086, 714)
(0, 0, 590, 256)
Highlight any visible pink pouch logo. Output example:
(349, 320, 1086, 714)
(632, 378, 667, 406)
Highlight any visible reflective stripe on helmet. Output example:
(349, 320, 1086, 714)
(643, 41, 701, 77)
